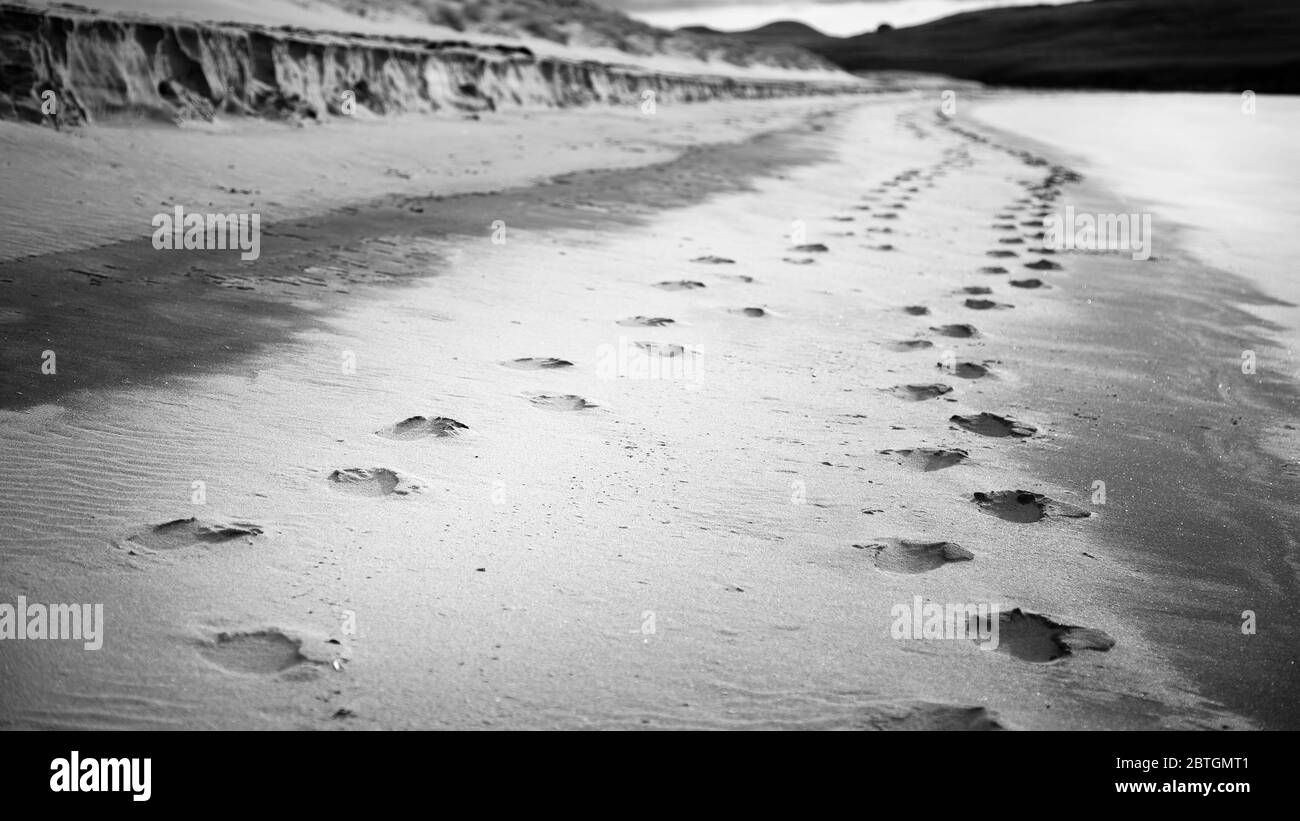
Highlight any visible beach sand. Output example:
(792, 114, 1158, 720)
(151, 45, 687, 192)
(1, 92, 1295, 730)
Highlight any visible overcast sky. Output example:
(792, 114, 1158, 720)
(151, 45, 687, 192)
(601, 0, 1080, 38)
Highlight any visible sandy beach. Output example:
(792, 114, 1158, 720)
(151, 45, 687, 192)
(3, 77, 1297, 731)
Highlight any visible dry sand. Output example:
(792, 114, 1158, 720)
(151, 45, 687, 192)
(1, 92, 1296, 730)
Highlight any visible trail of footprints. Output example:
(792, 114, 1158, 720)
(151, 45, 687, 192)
(116, 110, 1110, 698)
(869, 114, 1114, 665)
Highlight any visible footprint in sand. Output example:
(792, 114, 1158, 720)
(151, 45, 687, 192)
(618, 316, 675, 327)
(782, 257, 815, 265)
(992, 223, 1018, 231)
(327, 467, 424, 496)
(855, 538, 974, 574)
(971, 490, 1090, 523)
(502, 357, 573, 370)
(634, 341, 693, 357)
(891, 339, 934, 351)
(868, 244, 895, 252)
(125, 518, 262, 552)
(978, 266, 1008, 274)
(873, 213, 899, 220)
(868, 703, 1007, 731)
(891, 383, 953, 401)
(376, 416, 468, 439)
(1010, 278, 1046, 289)
(997, 237, 1025, 244)
(879, 447, 968, 471)
(960, 286, 993, 295)
(965, 298, 1012, 310)
(932, 323, 978, 338)
(529, 394, 597, 411)
(1025, 259, 1063, 271)
(732, 307, 767, 317)
(691, 255, 735, 264)
(942, 362, 991, 379)
(972, 609, 1115, 662)
(985, 250, 1018, 258)
(790, 243, 829, 253)
(199, 629, 348, 676)
(903, 305, 930, 316)
(200, 630, 306, 675)
(950, 413, 1036, 437)
(655, 280, 706, 291)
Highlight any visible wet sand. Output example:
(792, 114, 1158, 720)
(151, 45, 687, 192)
(1, 94, 1296, 729)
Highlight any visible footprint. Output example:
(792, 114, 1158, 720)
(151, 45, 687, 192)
(978, 266, 1008, 274)
(892, 383, 953, 401)
(991, 223, 1017, 230)
(634, 341, 693, 357)
(869, 703, 1007, 731)
(618, 316, 675, 327)
(125, 518, 262, 552)
(1010, 278, 1045, 288)
(960, 286, 992, 295)
(327, 467, 424, 496)
(691, 255, 734, 264)
(971, 490, 1090, 522)
(879, 447, 968, 471)
(942, 362, 990, 379)
(985, 250, 1018, 258)
(855, 538, 974, 573)
(950, 413, 1036, 437)
(869, 244, 895, 252)
(733, 307, 766, 317)
(931, 323, 978, 338)
(903, 305, 930, 316)
(790, 243, 829, 253)
(376, 416, 468, 439)
(891, 339, 934, 351)
(655, 280, 706, 290)
(200, 630, 306, 675)
(782, 257, 815, 265)
(997, 237, 1024, 244)
(964, 298, 1011, 310)
(873, 213, 899, 220)
(529, 394, 597, 411)
(973, 609, 1114, 662)
(1024, 259, 1062, 271)
(722, 274, 756, 283)
(502, 357, 573, 370)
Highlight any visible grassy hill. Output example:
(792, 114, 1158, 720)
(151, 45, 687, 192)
(315, 0, 840, 72)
